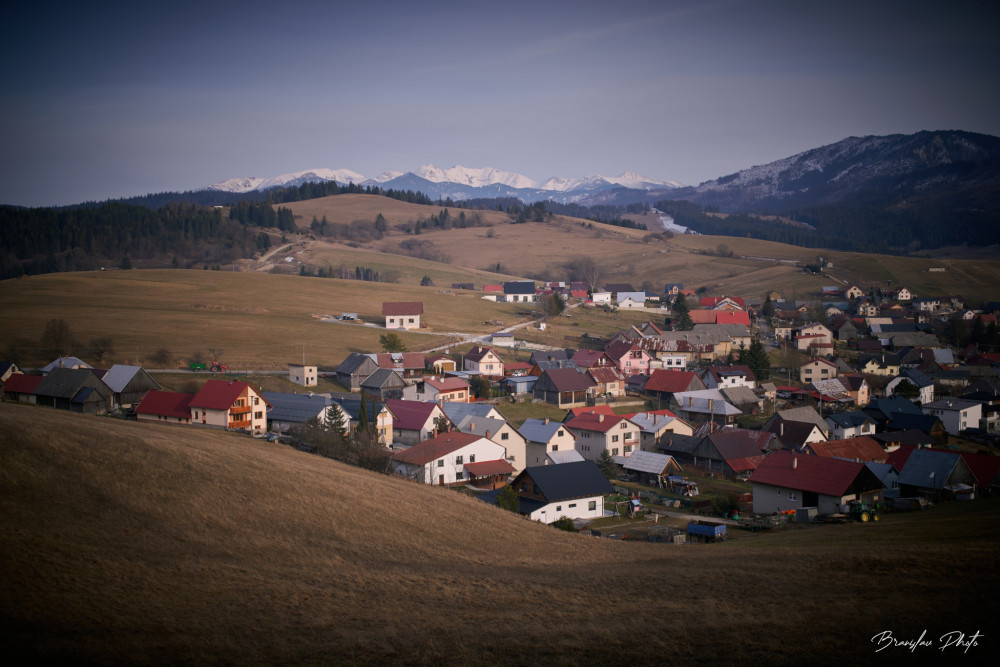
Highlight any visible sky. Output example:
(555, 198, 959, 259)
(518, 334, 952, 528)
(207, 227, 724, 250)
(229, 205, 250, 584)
(2, 0, 999, 207)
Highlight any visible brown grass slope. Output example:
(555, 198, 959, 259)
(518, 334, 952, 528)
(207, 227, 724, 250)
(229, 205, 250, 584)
(1, 403, 997, 665)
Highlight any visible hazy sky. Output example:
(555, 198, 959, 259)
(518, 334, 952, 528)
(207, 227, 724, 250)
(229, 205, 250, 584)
(2, 0, 998, 206)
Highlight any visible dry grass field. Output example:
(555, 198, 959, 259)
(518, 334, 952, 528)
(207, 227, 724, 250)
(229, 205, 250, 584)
(1, 403, 997, 665)
(0, 270, 535, 370)
(279, 193, 513, 229)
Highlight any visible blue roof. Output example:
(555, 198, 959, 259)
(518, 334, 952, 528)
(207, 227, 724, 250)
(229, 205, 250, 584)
(825, 411, 873, 429)
(503, 280, 536, 295)
(897, 449, 962, 490)
(101, 364, 142, 393)
(441, 401, 497, 424)
(865, 461, 898, 483)
(516, 460, 614, 502)
(262, 391, 332, 423)
(519, 418, 567, 445)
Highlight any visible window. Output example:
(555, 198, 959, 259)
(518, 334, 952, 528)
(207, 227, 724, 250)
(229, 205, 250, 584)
(438, 459, 445, 467)
(624, 432, 632, 440)
(255, 411, 262, 420)
(588, 500, 596, 511)
(624, 445, 632, 453)
(455, 455, 463, 464)
(469, 454, 475, 462)
(620, 423, 627, 429)
(569, 503, 577, 508)
(557, 430, 564, 436)
(456, 471, 464, 480)
(501, 432, 509, 440)
(253, 397, 259, 405)
(408, 318, 414, 324)
(612, 448, 619, 456)
(612, 435, 619, 442)
(556, 505, 562, 512)
(788, 491, 797, 501)
(551, 445, 558, 451)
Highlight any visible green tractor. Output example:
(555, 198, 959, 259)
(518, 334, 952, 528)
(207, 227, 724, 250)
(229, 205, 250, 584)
(847, 500, 881, 523)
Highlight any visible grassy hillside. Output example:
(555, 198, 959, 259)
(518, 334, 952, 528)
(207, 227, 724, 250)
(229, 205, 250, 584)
(1, 404, 997, 664)
(0, 270, 535, 370)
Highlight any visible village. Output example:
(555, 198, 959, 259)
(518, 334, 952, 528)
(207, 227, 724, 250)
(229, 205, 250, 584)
(4, 276, 999, 541)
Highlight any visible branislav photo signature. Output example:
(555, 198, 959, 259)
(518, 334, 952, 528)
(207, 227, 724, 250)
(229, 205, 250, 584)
(872, 630, 984, 654)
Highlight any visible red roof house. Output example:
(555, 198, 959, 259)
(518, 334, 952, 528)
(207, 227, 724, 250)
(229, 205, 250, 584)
(749, 450, 884, 515)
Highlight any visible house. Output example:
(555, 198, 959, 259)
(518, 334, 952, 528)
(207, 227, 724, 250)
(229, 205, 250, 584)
(749, 450, 885, 515)
(845, 285, 865, 300)
(799, 357, 838, 384)
(100, 364, 161, 410)
(502, 280, 537, 303)
(885, 368, 935, 405)
(643, 369, 707, 403)
(392, 432, 513, 488)
(41, 356, 93, 375)
(866, 462, 900, 492)
(804, 436, 887, 463)
(564, 412, 641, 459)
(1, 373, 43, 404)
(334, 352, 379, 392)
(520, 417, 578, 467)
(533, 368, 595, 408)
(262, 391, 343, 433)
(700, 365, 756, 390)
(670, 389, 742, 426)
(382, 301, 423, 329)
(452, 415, 526, 472)
(765, 418, 827, 451)
(896, 448, 976, 498)
(34, 367, 113, 414)
(699, 429, 768, 478)
(825, 411, 876, 440)
(0, 362, 21, 393)
(500, 374, 537, 396)
(921, 398, 983, 436)
(288, 363, 318, 387)
(604, 340, 652, 377)
(664, 283, 684, 296)
(620, 450, 682, 487)
(360, 368, 407, 401)
(136, 390, 194, 425)
(616, 292, 648, 309)
(571, 349, 616, 369)
(384, 399, 451, 447)
(401, 375, 471, 403)
(587, 365, 627, 398)
(463, 346, 504, 377)
(371, 352, 426, 380)
(928, 448, 1000, 496)
(425, 354, 457, 374)
(189, 380, 269, 435)
(838, 375, 871, 407)
(624, 411, 694, 450)
(333, 396, 394, 445)
(859, 354, 901, 377)
(440, 401, 504, 424)
(484, 460, 614, 523)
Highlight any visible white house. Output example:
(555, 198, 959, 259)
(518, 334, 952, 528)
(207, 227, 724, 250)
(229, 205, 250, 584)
(564, 413, 641, 459)
(494, 460, 614, 523)
(519, 417, 578, 467)
(382, 302, 423, 329)
(392, 432, 513, 487)
(288, 363, 318, 387)
(921, 399, 983, 436)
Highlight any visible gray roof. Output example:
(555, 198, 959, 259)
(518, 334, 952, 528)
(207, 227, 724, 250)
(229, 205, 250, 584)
(825, 411, 874, 429)
(897, 449, 962, 490)
(923, 398, 979, 412)
(35, 367, 108, 400)
(517, 460, 614, 502)
(360, 368, 404, 389)
(720, 385, 761, 406)
(627, 412, 683, 434)
(658, 433, 704, 455)
(775, 406, 828, 433)
(441, 401, 499, 424)
(865, 461, 898, 484)
(503, 280, 536, 295)
(455, 415, 507, 439)
(41, 357, 92, 374)
(335, 352, 376, 374)
(519, 418, 572, 444)
(101, 364, 143, 393)
(547, 450, 585, 464)
(262, 391, 332, 423)
(622, 450, 679, 475)
(900, 368, 934, 388)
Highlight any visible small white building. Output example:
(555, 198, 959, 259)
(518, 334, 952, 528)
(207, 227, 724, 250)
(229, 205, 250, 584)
(288, 363, 317, 387)
(922, 399, 983, 436)
(382, 301, 423, 329)
(497, 460, 614, 523)
(392, 432, 512, 487)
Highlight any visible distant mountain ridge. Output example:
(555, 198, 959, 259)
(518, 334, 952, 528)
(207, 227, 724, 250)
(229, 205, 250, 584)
(203, 164, 681, 205)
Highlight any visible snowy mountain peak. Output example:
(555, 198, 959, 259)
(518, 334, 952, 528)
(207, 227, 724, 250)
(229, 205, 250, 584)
(206, 168, 366, 193)
(415, 164, 538, 189)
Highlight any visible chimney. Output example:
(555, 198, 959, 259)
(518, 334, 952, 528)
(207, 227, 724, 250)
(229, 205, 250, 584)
(470, 423, 476, 431)
(792, 456, 798, 469)
(544, 417, 549, 425)
(780, 422, 784, 437)
(598, 414, 604, 422)
(486, 430, 491, 439)
(653, 413, 657, 424)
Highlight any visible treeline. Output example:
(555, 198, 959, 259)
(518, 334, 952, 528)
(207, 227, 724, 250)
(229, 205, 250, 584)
(228, 201, 296, 231)
(0, 202, 265, 279)
(298, 264, 399, 283)
(544, 201, 649, 230)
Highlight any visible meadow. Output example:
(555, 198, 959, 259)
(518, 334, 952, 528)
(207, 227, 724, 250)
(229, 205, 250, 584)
(1, 403, 996, 665)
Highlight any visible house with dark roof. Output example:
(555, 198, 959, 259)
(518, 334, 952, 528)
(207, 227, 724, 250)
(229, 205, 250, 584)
(392, 432, 513, 488)
(533, 368, 594, 408)
(825, 411, 876, 440)
(928, 448, 1000, 496)
(604, 340, 652, 377)
(190, 380, 270, 435)
(921, 398, 982, 436)
(332, 396, 394, 445)
(749, 450, 885, 515)
(587, 365, 627, 398)
(335, 352, 379, 392)
(620, 450, 682, 486)
(643, 369, 706, 402)
(261, 391, 340, 433)
(895, 448, 976, 499)
(371, 352, 426, 380)
(34, 367, 113, 414)
(135, 390, 194, 425)
(382, 301, 423, 329)
(360, 368, 407, 401)
(480, 460, 614, 523)
(41, 357, 93, 375)
(695, 429, 768, 478)
(764, 418, 827, 451)
(502, 280, 538, 303)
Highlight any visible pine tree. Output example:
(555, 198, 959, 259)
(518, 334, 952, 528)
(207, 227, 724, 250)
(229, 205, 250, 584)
(597, 450, 617, 480)
(672, 294, 693, 331)
(744, 336, 771, 380)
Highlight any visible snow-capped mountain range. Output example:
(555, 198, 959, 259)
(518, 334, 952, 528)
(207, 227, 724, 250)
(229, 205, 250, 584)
(203, 164, 683, 205)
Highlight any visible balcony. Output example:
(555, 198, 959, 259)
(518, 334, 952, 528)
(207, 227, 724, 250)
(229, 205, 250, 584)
(230, 405, 251, 415)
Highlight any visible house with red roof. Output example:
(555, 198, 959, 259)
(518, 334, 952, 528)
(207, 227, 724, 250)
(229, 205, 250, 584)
(189, 380, 269, 435)
(749, 450, 885, 515)
(463, 346, 504, 377)
(699, 296, 745, 311)
(136, 390, 194, 425)
(587, 366, 627, 398)
(372, 352, 426, 380)
(2, 373, 43, 404)
(385, 398, 452, 446)
(804, 436, 887, 463)
(564, 412, 641, 460)
(603, 340, 652, 376)
(425, 354, 457, 374)
(571, 349, 615, 369)
(401, 375, 471, 404)
(643, 369, 707, 402)
(392, 431, 513, 488)
(382, 301, 423, 329)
